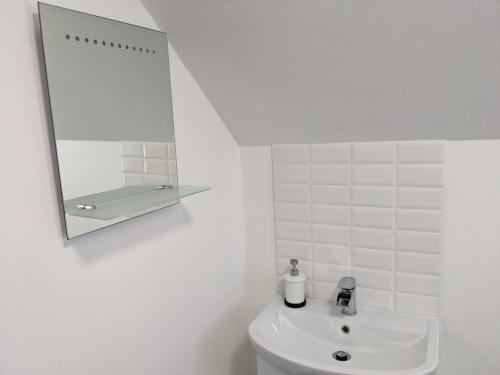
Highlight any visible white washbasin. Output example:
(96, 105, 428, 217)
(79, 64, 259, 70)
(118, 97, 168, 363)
(249, 296, 439, 375)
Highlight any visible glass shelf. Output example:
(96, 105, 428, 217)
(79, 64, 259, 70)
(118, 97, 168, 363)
(64, 185, 210, 220)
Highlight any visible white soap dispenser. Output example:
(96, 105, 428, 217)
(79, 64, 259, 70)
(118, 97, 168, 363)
(284, 259, 306, 308)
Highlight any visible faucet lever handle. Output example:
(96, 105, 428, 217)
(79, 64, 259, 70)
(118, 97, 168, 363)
(338, 276, 356, 290)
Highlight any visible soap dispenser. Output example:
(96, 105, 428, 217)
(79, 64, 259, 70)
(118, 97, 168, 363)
(284, 259, 306, 308)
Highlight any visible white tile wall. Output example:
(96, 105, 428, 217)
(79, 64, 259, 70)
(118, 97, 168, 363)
(313, 244, 349, 265)
(311, 144, 351, 163)
(275, 203, 310, 223)
(352, 165, 395, 186)
(144, 174, 170, 185)
(121, 141, 144, 157)
(273, 165, 309, 183)
(312, 186, 350, 205)
(120, 142, 178, 187)
(122, 157, 145, 173)
(272, 141, 445, 316)
(144, 142, 169, 159)
(311, 205, 350, 226)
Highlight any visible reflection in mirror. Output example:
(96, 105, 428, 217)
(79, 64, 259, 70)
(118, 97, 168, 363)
(39, 3, 208, 239)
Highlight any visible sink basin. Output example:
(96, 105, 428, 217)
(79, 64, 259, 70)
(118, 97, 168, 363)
(248, 296, 439, 375)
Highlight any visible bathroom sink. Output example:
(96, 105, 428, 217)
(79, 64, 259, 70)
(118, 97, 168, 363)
(248, 296, 439, 375)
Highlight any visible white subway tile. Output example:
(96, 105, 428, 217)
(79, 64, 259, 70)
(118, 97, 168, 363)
(276, 240, 312, 260)
(312, 224, 350, 245)
(144, 142, 168, 159)
(144, 174, 169, 185)
(121, 142, 143, 157)
(272, 144, 309, 164)
(351, 267, 393, 291)
(397, 188, 444, 210)
(311, 205, 350, 226)
(313, 262, 349, 283)
(277, 276, 285, 294)
(397, 165, 444, 187)
(352, 142, 396, 164)
(311, 143, 350, 163)
(396, 231, 442, 254)
(306, 282, 316, 299)
(273, 165, 309, 184)
(357, 287, 393, 311)
(395, 273, 440, 297)
(313, 281, 338, 302)
(274, 184, 310, 203)
(122, 157, 145, 173)
(313, 244, 350, 265)
(123, 173, 144, 186)
(395, 293, 439, 316)
(396, 209, 443, 233)
(145, 159, 169, 175)
(168, 160, 178, 177)
(352, 228, 394, 250)
(352, 187, 395, 208)
(276, 257, 312, 279)
(311, 186, 350, 205)
(351, 247, 394, 271)
(352, 207, 394, 229)
(275, 203, 310, 223)
(352, 165, 395, 186)
(305, 280, 313, 298)
(396, 252, 440, 276)
(167, 143, 176, 159)
(311, 165, 350, 185)
(270, 141, 445, 313)
(397, 141, 445, 164)
(275, 222, 310, 242)
(169, 176, 178, 185)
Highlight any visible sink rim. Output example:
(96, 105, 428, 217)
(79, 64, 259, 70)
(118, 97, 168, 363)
(249, 296, 439, 375)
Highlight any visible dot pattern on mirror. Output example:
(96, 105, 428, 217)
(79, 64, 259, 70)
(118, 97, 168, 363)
(64, 34, 156, 54)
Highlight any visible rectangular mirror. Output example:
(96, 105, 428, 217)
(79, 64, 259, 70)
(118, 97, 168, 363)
(39, 3, 208, 239)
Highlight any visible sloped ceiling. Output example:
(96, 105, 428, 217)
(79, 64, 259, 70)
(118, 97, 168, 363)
(142, 0, 500, 145)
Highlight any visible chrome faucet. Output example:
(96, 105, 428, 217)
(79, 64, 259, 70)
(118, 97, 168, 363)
(336, 277, 357, 316)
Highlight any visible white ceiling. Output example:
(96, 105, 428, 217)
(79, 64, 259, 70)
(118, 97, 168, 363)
(142, 0, 500, 146)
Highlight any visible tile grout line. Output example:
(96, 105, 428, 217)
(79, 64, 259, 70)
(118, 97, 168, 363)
(437, 141, 447, 314)
(307, 145, 314, 298)
(349, 144, 353, 277)
(392, 142, 398, 312)
(142, 143, 147, 176)
(270, 147, 281, 294)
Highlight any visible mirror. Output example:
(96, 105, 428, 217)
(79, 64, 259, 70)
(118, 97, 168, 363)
(39, 3, 208, 239)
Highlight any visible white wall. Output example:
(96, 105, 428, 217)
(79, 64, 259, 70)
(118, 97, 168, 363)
(0, 1, 256, 374)
(240, 146, 278, 375)
(440, 141, 500, 375)
(2, 1, 499, 375)
(240, 147, 277, 312)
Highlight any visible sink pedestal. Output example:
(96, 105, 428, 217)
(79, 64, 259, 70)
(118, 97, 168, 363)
(257, 354, 288, 375)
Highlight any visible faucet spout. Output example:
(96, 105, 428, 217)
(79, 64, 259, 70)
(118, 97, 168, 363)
(336, 277, 357, 316)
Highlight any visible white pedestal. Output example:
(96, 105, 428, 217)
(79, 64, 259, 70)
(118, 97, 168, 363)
(257, 354, 290, 375)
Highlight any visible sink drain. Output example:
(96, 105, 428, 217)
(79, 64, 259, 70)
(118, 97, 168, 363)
(341, 325, 350, 334)
(332, 350, 351, 361)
